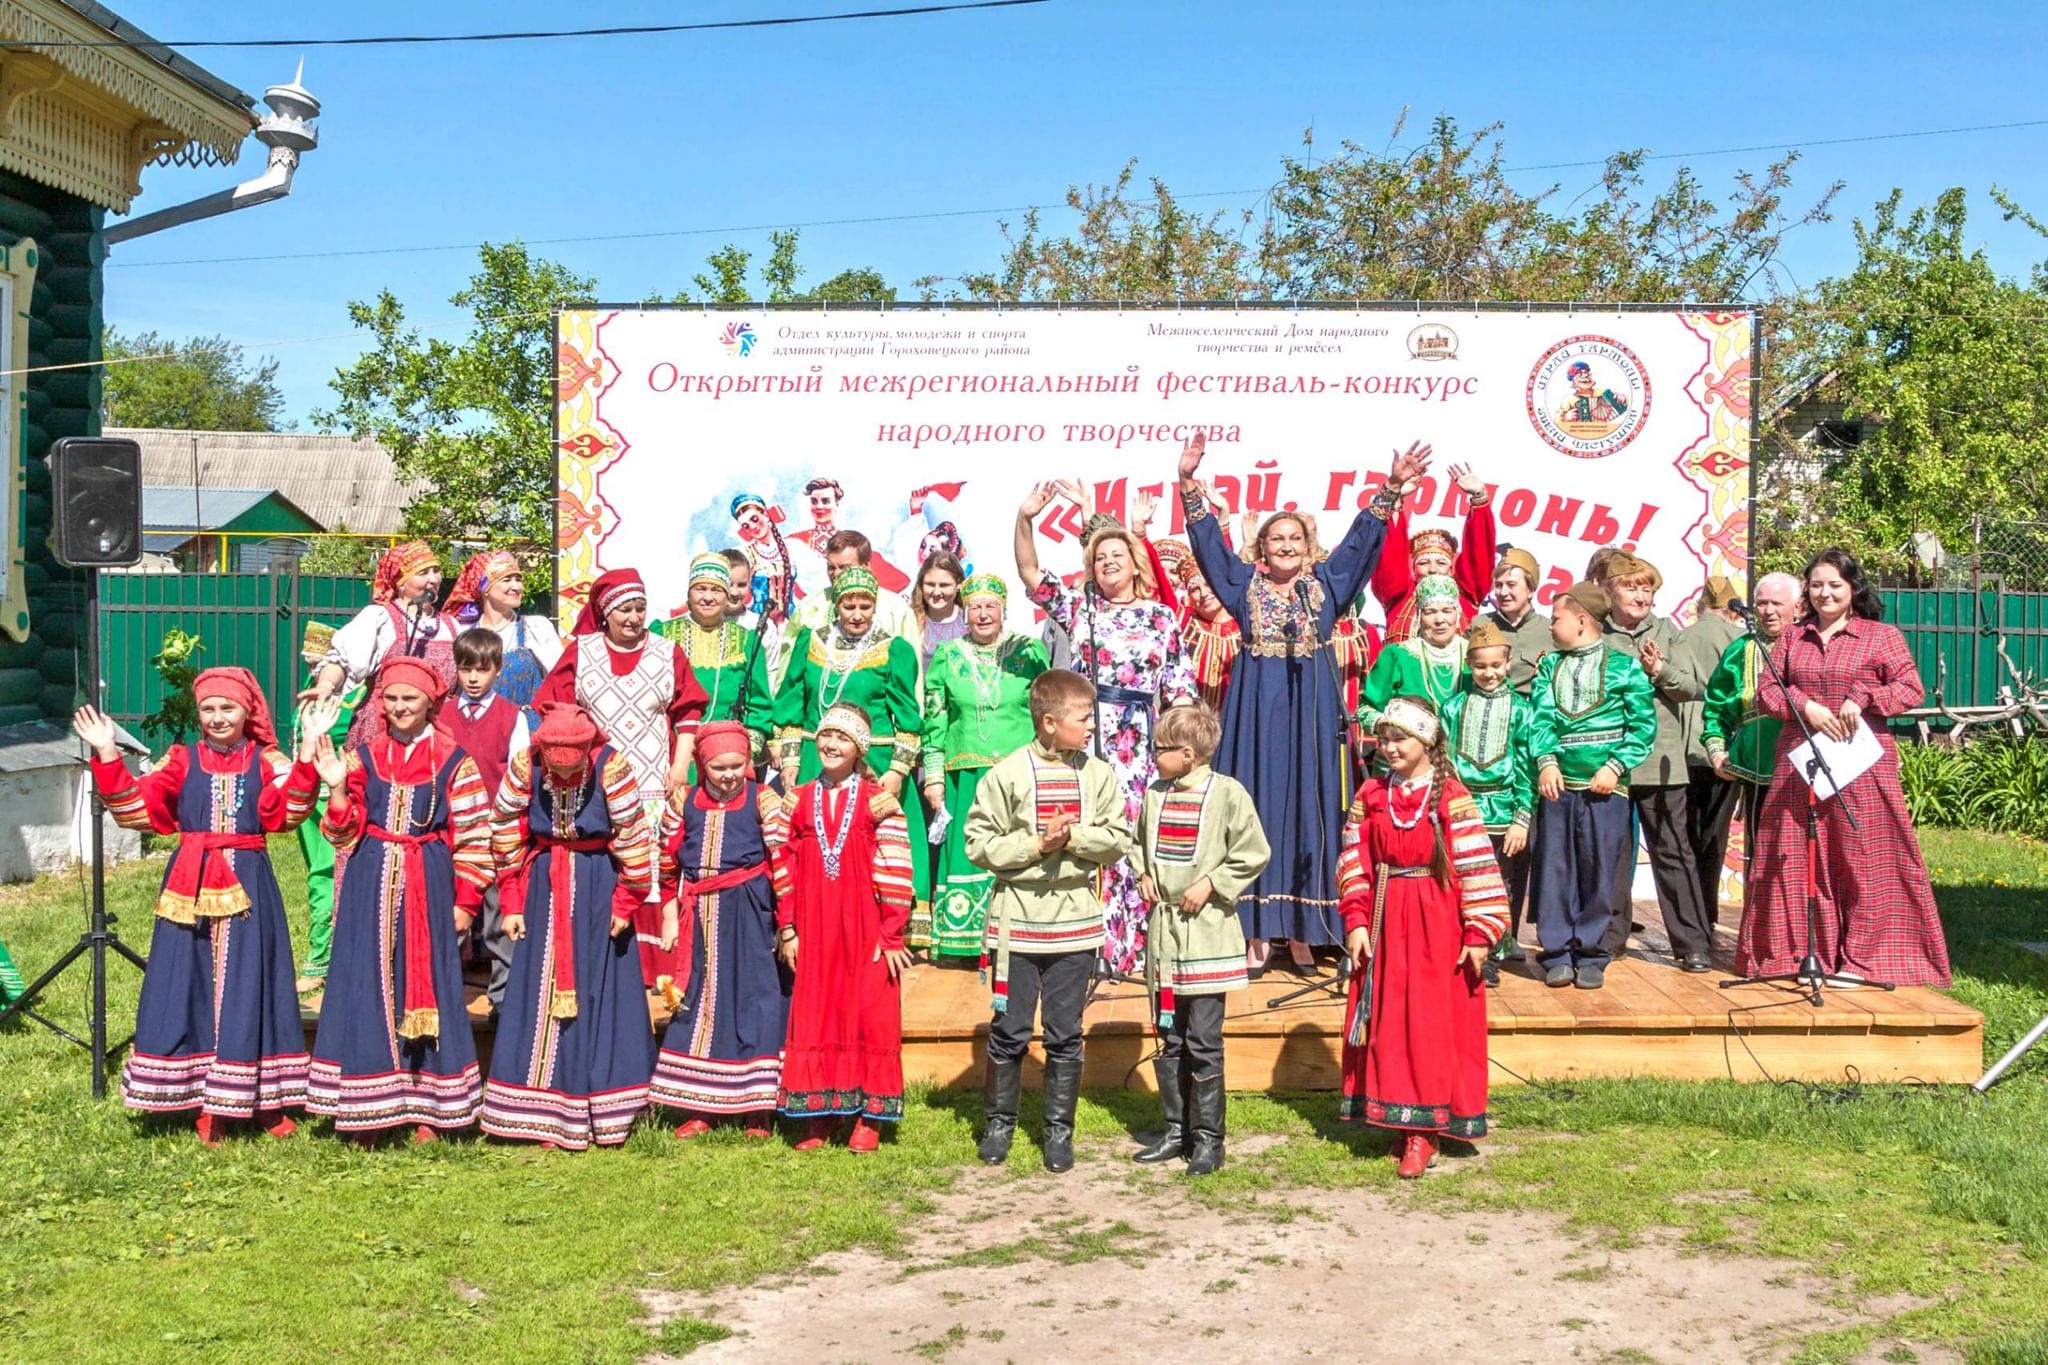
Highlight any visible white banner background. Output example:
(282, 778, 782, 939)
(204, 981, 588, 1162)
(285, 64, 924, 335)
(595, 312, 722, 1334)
(554, 307, 1753, 629)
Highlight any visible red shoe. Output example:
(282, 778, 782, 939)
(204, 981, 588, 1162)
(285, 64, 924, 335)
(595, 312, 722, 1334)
(846, 1117, 881, 1153)
(741, 1114, 774, 1140)
(258, 1111, 298, 1140)
(194, 1112, 226, 1148)
(1395, 1133, 1439, 1179)
(412, 1124, 439, 1145)
(793, 1118, 836, 1151)
(674, 1117, 715, 1140)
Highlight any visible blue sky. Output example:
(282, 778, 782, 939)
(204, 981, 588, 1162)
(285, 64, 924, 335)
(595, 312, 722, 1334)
(104, 0, 2048, 425)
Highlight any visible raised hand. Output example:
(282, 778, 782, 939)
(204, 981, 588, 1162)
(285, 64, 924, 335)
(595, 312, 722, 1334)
(1131, 486, 1158, 531)
(1019, 481, 1060, 518)
(1178, 430, 1207, 481)
(71, 705, 119, 760)
(312, 733, 348, 790)
(296, 697, 341, 761)
(1389, 441, 1433, 489)
(1447, 461, 1485, 497)
(1051, 476, 1088, 510)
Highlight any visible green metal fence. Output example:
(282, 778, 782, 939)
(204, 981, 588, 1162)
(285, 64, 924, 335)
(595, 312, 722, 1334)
(1880, 588, 2048, 715)
(98, 570, 371, 744)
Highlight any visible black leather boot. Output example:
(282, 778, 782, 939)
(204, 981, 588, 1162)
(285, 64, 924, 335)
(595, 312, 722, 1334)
(1040, 1057, 1083, 1174)
(1133, 1054, 1186, 1164)
(976, 1056, 1021, 1165)
(1184, 1069, 1226, 1177)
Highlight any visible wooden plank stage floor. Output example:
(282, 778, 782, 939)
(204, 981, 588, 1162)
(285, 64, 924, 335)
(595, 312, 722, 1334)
(896, 932, 1984, 1091)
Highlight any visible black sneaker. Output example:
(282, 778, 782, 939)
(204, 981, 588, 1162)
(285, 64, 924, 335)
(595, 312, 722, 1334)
(1481, 958, 1501, 989)
(1680, 952, 1712, 974)
(1544, 963, 1575, 988)
(1575, 963, 1607, 990)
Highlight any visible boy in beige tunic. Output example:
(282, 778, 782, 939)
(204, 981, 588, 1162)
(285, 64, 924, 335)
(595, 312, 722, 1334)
(965, 670, 1132, 1174)
(1132, 702, 1271, 1176)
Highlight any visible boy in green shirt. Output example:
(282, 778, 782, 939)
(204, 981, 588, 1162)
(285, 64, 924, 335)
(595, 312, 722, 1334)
(1528, 582, 1656, 990)
(1131, 700, 1270, 1176)
(1443, 618, 1536, 987)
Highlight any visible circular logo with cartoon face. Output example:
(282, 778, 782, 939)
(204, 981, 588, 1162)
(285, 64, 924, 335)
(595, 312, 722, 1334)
(1526, 335, 1650, 458)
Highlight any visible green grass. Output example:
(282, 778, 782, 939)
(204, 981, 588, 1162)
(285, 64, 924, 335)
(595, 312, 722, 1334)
(5, 830, 2048, 1360)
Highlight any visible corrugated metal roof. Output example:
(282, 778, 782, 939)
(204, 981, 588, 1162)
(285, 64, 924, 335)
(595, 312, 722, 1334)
(141, 484, 281, 530)
(116, 427, 417, 536)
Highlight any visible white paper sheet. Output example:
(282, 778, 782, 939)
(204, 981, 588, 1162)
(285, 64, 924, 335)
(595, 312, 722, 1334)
(1786, 719, 1882, 800)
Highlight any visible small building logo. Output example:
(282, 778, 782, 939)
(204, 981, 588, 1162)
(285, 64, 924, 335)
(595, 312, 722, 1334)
(1526, 335, 1650, 458)
(1406, 323, 1459, 362)
(719, 320, 757, 358)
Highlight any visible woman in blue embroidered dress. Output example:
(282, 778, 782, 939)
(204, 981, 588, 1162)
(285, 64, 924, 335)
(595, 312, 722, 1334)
(1015, 484, 1197, 974)
(1177, 432, 1431, 972)
(448, 549, 562, 725)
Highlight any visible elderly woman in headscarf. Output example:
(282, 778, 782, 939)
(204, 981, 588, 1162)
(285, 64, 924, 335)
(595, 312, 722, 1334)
(73, 672, 325, 1145)
(444, 548, 562, 722)
(480, 702, 657, 1150)
(1359, 575, 1471, 732)
(306, 655, 496, 1144)
(304, 540, 458, 747)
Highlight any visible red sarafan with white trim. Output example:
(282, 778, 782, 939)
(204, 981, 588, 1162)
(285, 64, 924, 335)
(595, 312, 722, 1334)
(1743, 618, 1952, 988)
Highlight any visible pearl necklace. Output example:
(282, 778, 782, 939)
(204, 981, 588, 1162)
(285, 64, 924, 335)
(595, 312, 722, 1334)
(820, 626, 873, 712)
(1388, 772, 1433, 830)
(960, 635, 1009, 713)
(814, 773, 860, 879)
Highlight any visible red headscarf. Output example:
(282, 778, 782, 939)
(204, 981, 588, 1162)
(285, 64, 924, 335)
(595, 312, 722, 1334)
(375, 655, 448, 709)
(532, 701, 601, 775)
(568, 567, 647, 636)
(445, 549, 520, 618)
(372, 540, 440, 605)
(694, 720, 751, 766)
(191, 666, 276, 747)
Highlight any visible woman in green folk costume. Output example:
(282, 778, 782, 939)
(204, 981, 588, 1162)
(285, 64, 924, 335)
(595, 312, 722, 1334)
(772, 566, 931, 936)
(921, 573, 1049, 960)
(1358, 575, 1469, 733)
(658, 552, 774, 764)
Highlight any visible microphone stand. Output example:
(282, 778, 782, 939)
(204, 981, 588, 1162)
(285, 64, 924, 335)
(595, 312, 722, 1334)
(1719, 619, 1893, 1005)
(1266, 574, 1354, 1009)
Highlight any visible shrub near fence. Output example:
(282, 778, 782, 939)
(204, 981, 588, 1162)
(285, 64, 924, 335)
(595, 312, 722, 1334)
(1901, 737, 2048, 842)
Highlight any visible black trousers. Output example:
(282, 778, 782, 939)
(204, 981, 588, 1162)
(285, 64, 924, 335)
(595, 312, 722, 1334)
(1156, 994, 1225, 1079)
(1488, 830, 1532, 947)
(987, 950, 1093, 1066)
(1602, 783, 1714, 960)
(1686, 766, 1742, 927)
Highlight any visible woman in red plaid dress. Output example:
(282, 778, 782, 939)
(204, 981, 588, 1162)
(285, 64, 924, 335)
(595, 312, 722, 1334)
(1742, 549, 1950, 987)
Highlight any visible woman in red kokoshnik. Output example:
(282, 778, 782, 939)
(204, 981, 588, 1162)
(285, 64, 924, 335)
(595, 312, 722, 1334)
(306, 656, 495, 1142)
(1337, 696, 1507, 1178)
(480, 703, 658, 1149)
(73, 672, 322, 1145)
(1371, 465, 1496, 643)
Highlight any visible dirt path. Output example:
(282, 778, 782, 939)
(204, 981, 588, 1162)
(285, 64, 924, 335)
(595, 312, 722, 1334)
(641, 1137, 1946, 1364)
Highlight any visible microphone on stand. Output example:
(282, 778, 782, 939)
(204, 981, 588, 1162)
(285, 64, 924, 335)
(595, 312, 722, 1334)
(1729, 599, 1755, 622)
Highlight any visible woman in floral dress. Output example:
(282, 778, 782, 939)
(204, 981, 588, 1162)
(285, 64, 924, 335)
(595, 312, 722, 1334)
(1014, 486, 1195, 973)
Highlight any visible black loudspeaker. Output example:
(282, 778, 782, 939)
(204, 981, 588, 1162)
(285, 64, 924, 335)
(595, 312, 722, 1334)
(48, 436, 143, 568)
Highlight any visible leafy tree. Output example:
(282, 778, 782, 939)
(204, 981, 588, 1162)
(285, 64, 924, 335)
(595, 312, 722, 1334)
(296, 522, 384, 579)
(1756, 188, 2048, 579)
(673, 229, 894, 304)
(101, 329, 286, 431)
(140, 629, 203, 749)
(315, 242, 595, 580)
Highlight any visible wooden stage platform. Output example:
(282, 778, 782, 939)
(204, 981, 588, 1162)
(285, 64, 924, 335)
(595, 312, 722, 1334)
(894, 937, 1984, 1090)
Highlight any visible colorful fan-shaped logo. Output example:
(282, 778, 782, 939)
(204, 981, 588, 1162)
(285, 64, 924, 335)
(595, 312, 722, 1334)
(719, 321, 757, 358)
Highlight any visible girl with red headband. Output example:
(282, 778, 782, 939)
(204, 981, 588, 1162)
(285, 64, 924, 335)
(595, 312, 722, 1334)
(73, 671, 324, 1145)
(480, 703, 658, 1149)
(306, 655, 495, 1143)
(650, 719, 792, 1138)
(303, 541, 460, 748)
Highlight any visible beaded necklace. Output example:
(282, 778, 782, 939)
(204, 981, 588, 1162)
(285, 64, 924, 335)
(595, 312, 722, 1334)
(1416, 636, 1463, 708)
(381, 730, 438, 835)
(813, 772, 860, 879)
(820, 625, 875, 713)
(1388, 771, 1434, 830)
(201, 738, 250, 833)
(959, 634, 1010, 714)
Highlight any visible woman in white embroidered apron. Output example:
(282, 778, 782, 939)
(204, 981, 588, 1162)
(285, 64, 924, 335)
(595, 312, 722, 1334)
(534, 567, 709, 991)
(1014, 484, 1197, 976)
(446, 548, 562, 724)
(304, 541, 459, 749)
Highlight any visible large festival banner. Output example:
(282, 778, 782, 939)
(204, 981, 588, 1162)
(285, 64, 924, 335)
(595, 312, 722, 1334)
(553, 306, 1752, 635)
